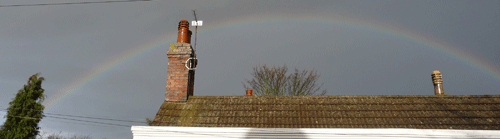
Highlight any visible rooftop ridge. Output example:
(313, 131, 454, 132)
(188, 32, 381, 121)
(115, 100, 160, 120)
(187, 95, 500, 99)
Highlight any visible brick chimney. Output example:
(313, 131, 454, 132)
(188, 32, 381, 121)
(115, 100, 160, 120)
(165, 19, 195, 102)
(432, 70, 444, 95)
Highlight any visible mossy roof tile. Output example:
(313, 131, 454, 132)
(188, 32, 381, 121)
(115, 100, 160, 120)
(151, 95, 500, 129)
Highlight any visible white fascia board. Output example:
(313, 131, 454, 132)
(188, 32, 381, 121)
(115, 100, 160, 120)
(131, 126, 500, 139)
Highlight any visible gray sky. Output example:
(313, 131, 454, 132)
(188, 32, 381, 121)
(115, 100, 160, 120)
(1, 0, 499, 138)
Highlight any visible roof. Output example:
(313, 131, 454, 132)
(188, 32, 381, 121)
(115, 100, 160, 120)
(151, 95, 500, 129)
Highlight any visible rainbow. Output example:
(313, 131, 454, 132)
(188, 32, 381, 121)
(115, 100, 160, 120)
(42, 13, 500, 111)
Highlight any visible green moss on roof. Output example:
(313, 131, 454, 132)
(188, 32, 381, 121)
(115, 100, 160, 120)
(151, 95, 500, 129)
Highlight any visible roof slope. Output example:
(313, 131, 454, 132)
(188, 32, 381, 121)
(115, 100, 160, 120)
(151, 95, 500, 129)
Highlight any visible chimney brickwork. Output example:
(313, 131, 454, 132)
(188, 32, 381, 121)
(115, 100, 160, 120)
(165, 20, 195, 102)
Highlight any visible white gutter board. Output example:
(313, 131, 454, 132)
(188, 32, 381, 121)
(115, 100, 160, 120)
(131, 126, 500, 139)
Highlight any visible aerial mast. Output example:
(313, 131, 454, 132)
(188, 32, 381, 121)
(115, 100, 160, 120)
(191, 10, 202, 57)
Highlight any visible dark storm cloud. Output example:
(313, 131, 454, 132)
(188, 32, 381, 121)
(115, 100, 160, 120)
(1, 1, 499, 138)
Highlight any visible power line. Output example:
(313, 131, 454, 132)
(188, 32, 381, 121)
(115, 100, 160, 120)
(4, 114, 132, 127)
(4, 114, 132, 128)
(2, 108, 222, 129)
(46, 112, 146, 124)
(45, 115, 131, 127)
(44, 118, 125, 129)
(4, 115, 41, 120)
(0, 108, 147, 124)
(0, 0, 151, 7)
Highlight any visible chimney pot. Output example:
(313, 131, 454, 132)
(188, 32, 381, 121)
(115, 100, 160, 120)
(177, 19, 191, 44)
(246, 89, 253, 96)
(431, 70, 444, 95)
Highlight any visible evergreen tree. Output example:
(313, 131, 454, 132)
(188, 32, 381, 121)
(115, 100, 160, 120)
(0, 73, 45, 139)
(145, 118, 153, 126)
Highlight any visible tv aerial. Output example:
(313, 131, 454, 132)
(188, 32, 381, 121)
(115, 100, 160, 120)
(192, 10, 202, 57)
(186, 10, 202, 70)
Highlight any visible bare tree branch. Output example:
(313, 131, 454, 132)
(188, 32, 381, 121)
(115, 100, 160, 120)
(243, 64, 327, 96)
